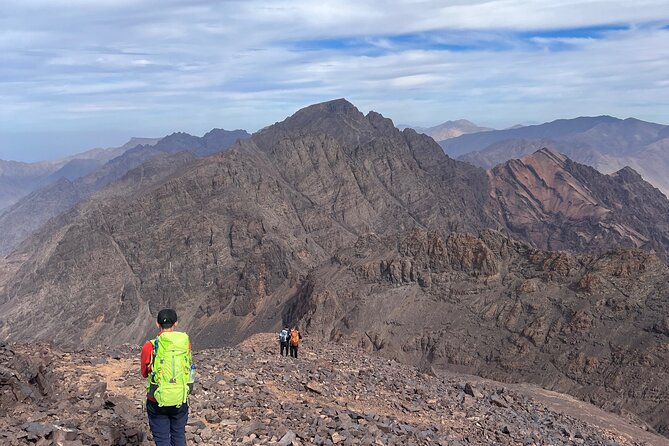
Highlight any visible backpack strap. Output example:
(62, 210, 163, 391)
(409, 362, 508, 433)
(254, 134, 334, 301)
(150, 337, 159, 377)
(152, 337, 159, 361)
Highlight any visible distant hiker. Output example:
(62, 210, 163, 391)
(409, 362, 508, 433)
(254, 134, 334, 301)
(289, 326, 302, 359)
(140, 309, 194, 446)
(279, 326, 291, 356)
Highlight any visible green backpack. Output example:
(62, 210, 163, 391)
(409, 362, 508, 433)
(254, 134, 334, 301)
(146, 331, 192, 407)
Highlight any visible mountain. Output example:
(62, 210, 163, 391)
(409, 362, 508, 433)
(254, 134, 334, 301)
(446, 116, 669, 197)
(0, 99, 493, 344)
(41, 137, 166, 185)
(3, 335, 666, 445)
(292, 228, 669, 437)
(442, 116, 624, 157)
(488, 148, 669, 258)
(0, 137, 162, 212)
(0, 129, 249, 256)
(0, 99, 668, 436)
(0, 160, 61, 211)
(405, 119, 493, 141)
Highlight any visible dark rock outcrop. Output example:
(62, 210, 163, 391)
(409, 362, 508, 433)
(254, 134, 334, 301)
(292, 228, 669, 436)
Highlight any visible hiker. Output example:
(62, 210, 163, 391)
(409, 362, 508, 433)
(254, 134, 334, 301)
(279, 326, 290, 356)
(289, 326, 302, 359)
(140, 309, 194, 446)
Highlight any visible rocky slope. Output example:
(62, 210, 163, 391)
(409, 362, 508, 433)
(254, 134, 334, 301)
(447, 116, 669, 197)
(0, 130, 249, 256)
(290, 228, 669, 436)
(1, 334, 666, 446)
(487, 148, 669, 258)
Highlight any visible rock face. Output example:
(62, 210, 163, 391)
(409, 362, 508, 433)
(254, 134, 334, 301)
(488, 148, 669, 259)
(1, 335, 666, 446)
(0, 130, 249, 256)
(447, 116, 669, 198)
(291, 228, 669, 437)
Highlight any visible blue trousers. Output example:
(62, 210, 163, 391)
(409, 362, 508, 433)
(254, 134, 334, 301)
(146, 399, 188, 446)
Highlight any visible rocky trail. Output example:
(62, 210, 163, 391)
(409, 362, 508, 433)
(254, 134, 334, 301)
(1, 334, 667, 446)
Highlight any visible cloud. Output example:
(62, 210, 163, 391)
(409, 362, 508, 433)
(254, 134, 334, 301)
(1, 0, 668, 159)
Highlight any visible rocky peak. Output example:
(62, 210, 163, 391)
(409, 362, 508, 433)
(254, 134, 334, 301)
(365, 110, 397, 133)
(487, 147, 669, 258)
(490, 148, 608, 222)
(279, 98, 368, 132)
(523, 146, 568, 165)
(254, 99, 400, 153)
(611, 165, 644, 183)
(203, 128, 249, 142)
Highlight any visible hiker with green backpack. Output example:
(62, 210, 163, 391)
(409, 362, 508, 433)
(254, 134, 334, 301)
(140, 309, 194, 446)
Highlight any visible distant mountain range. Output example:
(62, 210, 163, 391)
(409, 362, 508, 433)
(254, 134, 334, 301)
(401, 119, 493, 141)
(440, 115, 669, 197)
(0, 137, 162, 212)
(0, 130, 249, 255)
(0, 100, 667, 436)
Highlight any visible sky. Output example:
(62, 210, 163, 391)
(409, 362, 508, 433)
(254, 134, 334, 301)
(1, 0, 669, 162)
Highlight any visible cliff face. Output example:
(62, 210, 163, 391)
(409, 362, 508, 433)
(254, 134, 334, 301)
(292, 228, 669, 436)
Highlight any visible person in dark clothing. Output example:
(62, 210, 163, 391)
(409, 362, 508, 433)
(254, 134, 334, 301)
(279, 326, 290, 356)
(289, 326, 302, 358)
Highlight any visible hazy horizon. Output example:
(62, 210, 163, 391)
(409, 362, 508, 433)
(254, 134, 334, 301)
(2, 0, 668, 161)
(3, 109, 669, 163)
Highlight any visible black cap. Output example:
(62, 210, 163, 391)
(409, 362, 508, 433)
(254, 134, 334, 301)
(157, 308, 178, 325)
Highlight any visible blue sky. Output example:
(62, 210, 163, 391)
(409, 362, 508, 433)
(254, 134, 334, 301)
(1, 0, 668, 161)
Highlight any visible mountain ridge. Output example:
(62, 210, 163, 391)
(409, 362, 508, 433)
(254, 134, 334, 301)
(0, 129, 250, 256)
(0, 137, 163, 212)
(487, 147, 669, 257)
(446, 115, 669, 197)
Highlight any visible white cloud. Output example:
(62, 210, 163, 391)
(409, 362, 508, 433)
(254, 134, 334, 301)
(1, 0, 668, 158)
(65, 103, 144, 113)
